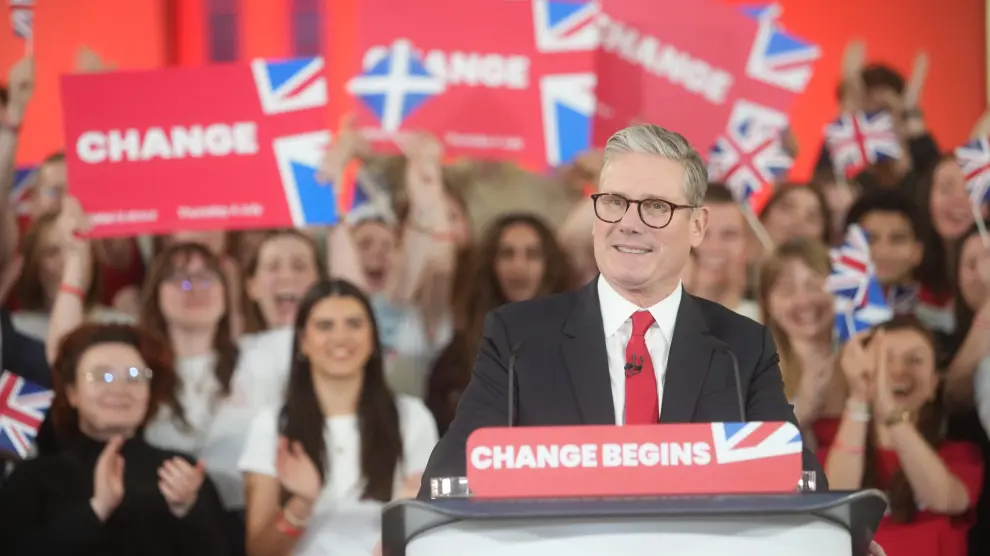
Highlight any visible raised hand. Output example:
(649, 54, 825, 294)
(54, 196, 92, 254)
(903, 51, 929, 110)
(795, 352, 837, 420)
(840, 332, 875, 404)
(90, 436, 126, 521)
(317, 113, 370, 184)
(158, 457, 206, 518)
(275, 437, 322, 503)
(400, 131, 444, 208)
(5, 55, 34, 123)
(871, 330, 898, 419)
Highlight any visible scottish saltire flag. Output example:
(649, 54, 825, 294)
(824, 111, 902, 179)
(0, 370, 53, 458)
(532, 0, 600, 53)
(9, 0, 32, 39)
(347, 40, 446, 133)
(827, 225, 893, 341)
(708, 118, 791, 206)
(250, 57, 328, 116)
(541, 73, 596, 166)
(11, 166, 35, 215)
(954, 137, 990, 206)
(272, 131, 338, 227)
(740, 4, 821, 94)
(710, 422, 802, 464)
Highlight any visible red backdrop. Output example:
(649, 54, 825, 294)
(1, 0, 985, 180)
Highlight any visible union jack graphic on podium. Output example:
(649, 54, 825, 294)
(708, 118, 791, 206)
(740, 4, 821, 94)
(954, 137, 990, 207)
(827, 225, 893, 341)
(532, 0, 600, 53)
(824, 111, 902, 179)
(347, 40, 446, 133)
(250, 57, 328, 116)
(0, 370, 53, 458)
(710, 422, 802, 464)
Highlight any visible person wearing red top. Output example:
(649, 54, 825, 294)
(825, 316, 983, 556)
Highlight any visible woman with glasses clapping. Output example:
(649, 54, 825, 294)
(0, 323, 230, 556)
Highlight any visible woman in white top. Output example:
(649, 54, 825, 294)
(239, 279, 438, 556)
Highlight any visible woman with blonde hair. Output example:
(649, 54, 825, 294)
(758, 238, 846, 449)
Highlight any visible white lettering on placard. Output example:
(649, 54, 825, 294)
(77, 122, 259, 164)
(362, 46, 530, 89)
(596, 13, 733, 105)
(470, 444, 600, 470)
(424, 50, 530, 89)
(601, 442, 712, 467)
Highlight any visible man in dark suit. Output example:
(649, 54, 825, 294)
(420, 124, 826, 495)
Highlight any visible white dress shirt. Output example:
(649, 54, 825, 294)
(598, 276, 683, 425)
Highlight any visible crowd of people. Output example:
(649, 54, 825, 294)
(0, 39, 988, 556)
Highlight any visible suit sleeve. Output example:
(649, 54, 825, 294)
(417, 311, 512, 499)
(745, 325, 829, 491)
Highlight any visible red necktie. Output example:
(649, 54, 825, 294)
(625, 311, 658, 425)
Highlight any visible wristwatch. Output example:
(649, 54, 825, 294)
(882, 409, 912, 427)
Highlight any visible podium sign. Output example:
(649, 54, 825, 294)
(466, 421, 803, 499)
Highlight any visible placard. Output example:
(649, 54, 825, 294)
(466, 422, 803, 499)
(60, 57, 334, 237)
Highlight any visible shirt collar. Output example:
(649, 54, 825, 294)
(597, 275, 682, 341)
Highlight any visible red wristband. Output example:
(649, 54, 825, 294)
(59, 283, 85, 298)
(275, 510, 305, 538)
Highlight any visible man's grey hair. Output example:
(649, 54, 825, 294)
(601, 124, 709, 206)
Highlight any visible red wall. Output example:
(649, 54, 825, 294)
(3, 0, 985, 180)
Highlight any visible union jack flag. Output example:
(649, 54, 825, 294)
(824, 111, 902, 180)
(532, 0, 600, 53)
(827, 225, 893, 341)
(8, 0, 32, 40)
(954, 137, 990, 206)
(250, 57, 328, 116)
(708, 118, 791, 205)
(740, 4, 821, 94)
(886, 283, 919, 315)
(10, 166, 35, 215)
(0, 370, 53, 458)
(710, 422, 802, 464)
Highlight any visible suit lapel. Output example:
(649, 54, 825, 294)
(561, 279, 615, 425)
(660, 294, 716, 423)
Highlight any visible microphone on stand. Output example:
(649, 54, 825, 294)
(709, 337, 746, 422)
(507, 342, 523, 427)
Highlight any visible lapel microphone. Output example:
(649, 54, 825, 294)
(507, 342, 523, 427)
(624, 356, 644, 377)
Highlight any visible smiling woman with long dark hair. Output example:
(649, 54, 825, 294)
(426, 213, 575, 433)
(238, 279, 437, 556)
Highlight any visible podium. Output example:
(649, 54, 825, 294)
(382, 490, 888, 556)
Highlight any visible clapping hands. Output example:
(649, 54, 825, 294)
(158, 457, 206, 518)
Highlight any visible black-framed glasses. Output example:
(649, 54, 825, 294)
(590, 193, 699, 229)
